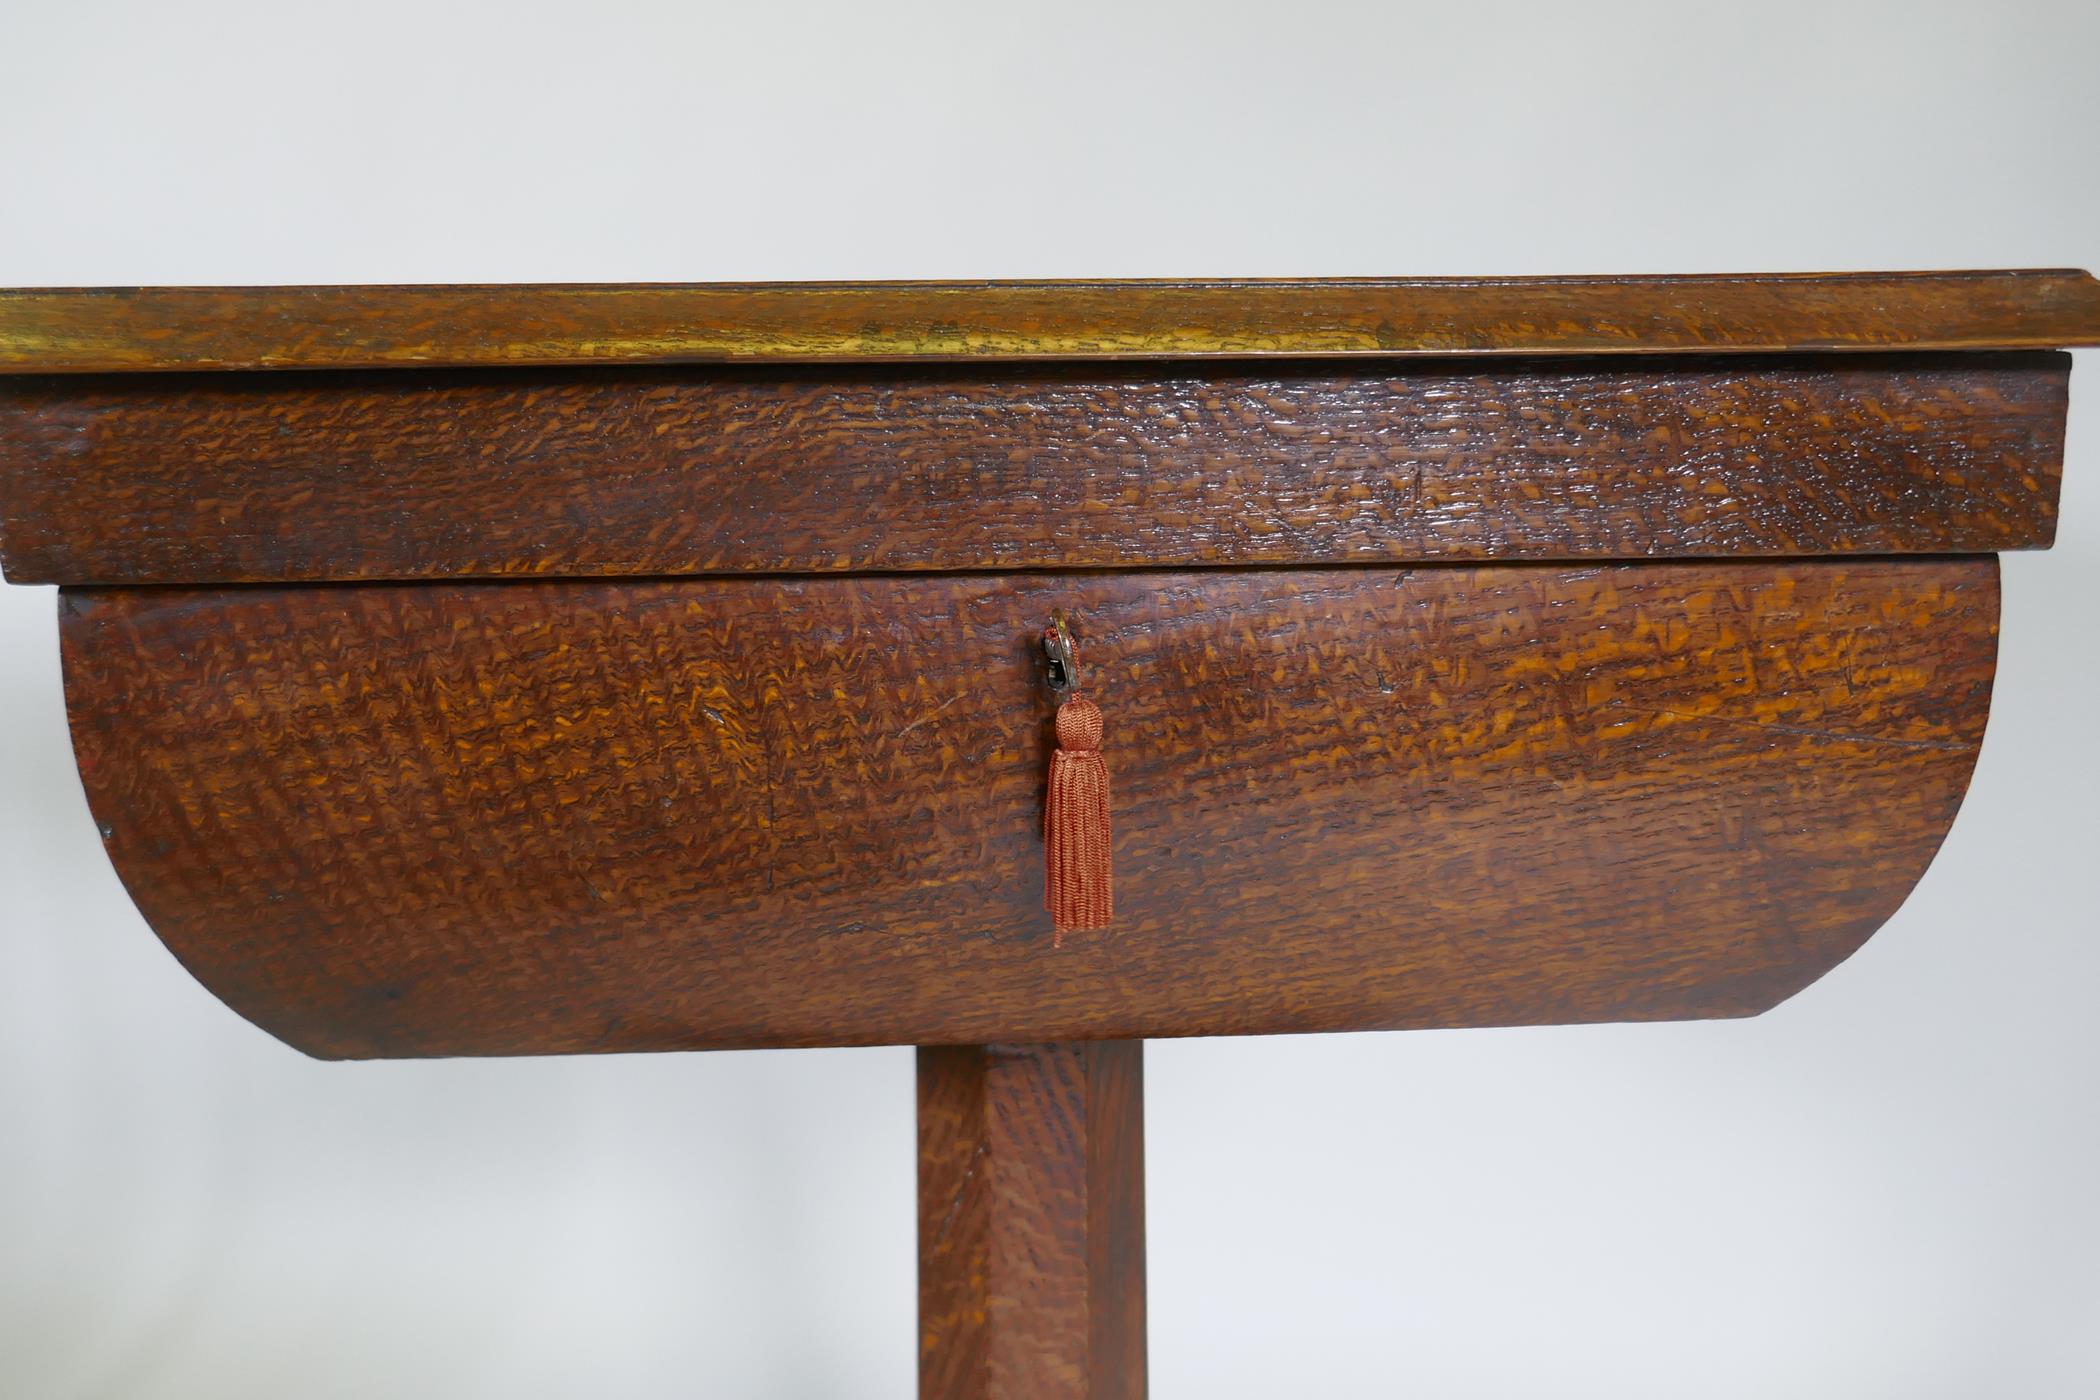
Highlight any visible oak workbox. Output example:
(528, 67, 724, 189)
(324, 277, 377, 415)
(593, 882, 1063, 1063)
(5, 271, 2097, 1399)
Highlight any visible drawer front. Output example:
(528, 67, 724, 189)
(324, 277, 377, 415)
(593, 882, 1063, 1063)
(61, 560, 1995, 1057)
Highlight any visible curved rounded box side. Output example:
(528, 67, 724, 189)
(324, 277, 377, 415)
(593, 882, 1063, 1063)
(56, 560, 1996, 1058)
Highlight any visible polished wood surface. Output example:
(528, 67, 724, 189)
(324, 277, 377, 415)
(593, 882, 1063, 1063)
(60, 560, 1995, 1057)
(3, 271, 2098, 374)
(919, 1043, 1145, 1400)
(0, 353, 2064, 585)
(3, 269, 2081, 1394)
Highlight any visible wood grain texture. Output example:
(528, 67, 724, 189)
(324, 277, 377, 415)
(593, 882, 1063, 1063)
(58, 561, 1996, 1056)
(0, 354, 2065, 585)
(3, 271, 2098, 373)
(919, 1042, 1145, 1400)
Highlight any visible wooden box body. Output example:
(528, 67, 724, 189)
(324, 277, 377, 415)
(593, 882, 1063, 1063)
(3, 273, 2093, 1058)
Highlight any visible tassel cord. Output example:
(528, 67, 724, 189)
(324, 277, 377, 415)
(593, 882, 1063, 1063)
(1045, 693, 1112, 942)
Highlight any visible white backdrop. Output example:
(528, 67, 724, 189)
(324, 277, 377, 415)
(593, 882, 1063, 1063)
(2, 3, 2096, 1395)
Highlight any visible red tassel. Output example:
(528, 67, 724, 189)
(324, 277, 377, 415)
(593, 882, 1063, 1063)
(1045, 693, 1112, 943)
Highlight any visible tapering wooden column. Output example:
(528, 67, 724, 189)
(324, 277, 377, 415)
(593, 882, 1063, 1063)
(917, 1042, 1146, 1400)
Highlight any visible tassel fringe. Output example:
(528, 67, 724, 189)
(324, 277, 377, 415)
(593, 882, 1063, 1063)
(1045, 694, 1112, 942)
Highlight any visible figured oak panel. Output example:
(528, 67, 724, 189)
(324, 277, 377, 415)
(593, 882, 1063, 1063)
(3, 270, 2099, 372)
(0, 355, 2065, 584)
(59, 560, 1995, 1057)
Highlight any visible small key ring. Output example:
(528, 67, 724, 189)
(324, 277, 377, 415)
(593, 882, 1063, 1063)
(1042, 611, 1079, 695)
